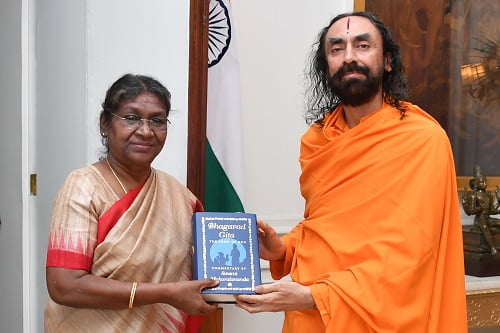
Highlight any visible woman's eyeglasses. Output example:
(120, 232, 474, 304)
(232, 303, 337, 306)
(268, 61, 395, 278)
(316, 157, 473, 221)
(110, 112, 170, 132)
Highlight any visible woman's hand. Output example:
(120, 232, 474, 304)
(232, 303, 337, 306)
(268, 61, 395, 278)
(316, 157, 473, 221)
(46, 267, 219, 315)
(163, 279, 219, 315)
(257, 220, 286, 261)
(235, 281, 316, 313)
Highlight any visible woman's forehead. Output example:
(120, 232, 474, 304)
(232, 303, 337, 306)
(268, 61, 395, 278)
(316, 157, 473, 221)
(120, 93, 167, 112)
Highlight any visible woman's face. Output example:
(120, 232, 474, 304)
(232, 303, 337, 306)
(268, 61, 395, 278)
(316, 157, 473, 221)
(102, 92, 168, 168)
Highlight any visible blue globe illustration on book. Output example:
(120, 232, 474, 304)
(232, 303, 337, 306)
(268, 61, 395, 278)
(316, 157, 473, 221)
(210, 239, 247, 266)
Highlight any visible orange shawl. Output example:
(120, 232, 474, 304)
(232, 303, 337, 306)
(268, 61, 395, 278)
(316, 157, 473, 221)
(270, 103, 467, 332)
(45, 166, 203, 332)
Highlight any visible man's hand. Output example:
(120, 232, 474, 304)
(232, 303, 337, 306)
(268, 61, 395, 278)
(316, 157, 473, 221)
(257, 220, 286, 261)
(235, 281, 315, 313)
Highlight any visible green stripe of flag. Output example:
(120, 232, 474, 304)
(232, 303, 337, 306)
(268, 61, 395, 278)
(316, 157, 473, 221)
(204, 140, 244, 212)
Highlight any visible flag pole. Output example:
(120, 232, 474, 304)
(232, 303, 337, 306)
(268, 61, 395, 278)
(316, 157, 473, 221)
(187, 0, 209, 202)
(188, 1, 224, 332)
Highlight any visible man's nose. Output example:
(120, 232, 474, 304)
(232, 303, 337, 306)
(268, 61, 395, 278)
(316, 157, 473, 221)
(343, 44, 356, 63)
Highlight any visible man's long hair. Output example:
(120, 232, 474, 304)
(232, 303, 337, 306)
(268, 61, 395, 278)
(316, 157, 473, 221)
(304, 11, 408, 125)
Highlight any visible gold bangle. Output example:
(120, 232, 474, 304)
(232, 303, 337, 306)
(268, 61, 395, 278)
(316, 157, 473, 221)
(128, 282, 138, 309)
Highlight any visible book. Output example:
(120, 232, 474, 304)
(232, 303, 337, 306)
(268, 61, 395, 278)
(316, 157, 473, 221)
(192, 212, 262, 303)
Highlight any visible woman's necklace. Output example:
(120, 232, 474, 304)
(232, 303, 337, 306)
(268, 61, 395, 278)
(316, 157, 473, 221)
(106, 158, 128, 194)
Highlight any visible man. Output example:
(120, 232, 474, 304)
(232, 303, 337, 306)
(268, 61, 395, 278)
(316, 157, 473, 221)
(236, 12, 467, 332)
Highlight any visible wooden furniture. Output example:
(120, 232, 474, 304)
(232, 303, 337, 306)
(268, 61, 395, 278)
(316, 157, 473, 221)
(200, 308, 223, 333)
(466, 275, 500, 328)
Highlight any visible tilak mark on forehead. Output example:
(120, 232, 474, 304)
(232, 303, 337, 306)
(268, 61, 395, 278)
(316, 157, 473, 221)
(347, 17, 350, 34)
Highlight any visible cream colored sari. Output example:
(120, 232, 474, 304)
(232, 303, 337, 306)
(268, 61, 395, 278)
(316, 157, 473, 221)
(45, 166, 203, 332)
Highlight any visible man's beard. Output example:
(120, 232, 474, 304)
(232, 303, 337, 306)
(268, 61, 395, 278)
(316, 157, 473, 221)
(328, 63, 382, 107)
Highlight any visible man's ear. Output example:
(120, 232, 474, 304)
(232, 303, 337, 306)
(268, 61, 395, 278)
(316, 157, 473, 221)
(384, 54, 392, 72)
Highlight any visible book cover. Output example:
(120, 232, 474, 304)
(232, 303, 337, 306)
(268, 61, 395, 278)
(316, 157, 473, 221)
(192, 212, 262, 303)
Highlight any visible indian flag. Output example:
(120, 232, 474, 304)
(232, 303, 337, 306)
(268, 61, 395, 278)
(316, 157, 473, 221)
(204, 0, 244, 212)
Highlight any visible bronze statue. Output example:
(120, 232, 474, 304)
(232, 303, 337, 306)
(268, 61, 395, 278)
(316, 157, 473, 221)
(462, 165, 500, 255)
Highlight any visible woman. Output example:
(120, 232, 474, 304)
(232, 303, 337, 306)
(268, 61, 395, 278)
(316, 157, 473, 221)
(45, 74, 218, 332)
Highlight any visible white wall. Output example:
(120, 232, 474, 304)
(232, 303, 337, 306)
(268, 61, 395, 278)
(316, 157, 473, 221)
(0, 0, 24, 332)
(85, 0, 191, 182)
(34, 1, 89, 330)
(222, 1, 354, 331)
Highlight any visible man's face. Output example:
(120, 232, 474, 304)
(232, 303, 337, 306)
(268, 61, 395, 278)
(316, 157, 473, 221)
(324, 16, 392, 106)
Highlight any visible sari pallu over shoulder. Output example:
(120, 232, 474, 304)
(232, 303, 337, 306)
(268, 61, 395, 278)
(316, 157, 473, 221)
(45, 167, 204, 333)
(97, 181, 145, 245)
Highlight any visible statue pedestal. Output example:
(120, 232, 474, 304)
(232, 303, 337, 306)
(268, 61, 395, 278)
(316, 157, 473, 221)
(463, 225, 500, 277)
(464, 251, 500, 277)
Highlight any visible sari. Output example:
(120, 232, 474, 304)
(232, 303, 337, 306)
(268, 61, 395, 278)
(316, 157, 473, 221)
(270, 103, 467, 332)
(45, 166, 203, 332)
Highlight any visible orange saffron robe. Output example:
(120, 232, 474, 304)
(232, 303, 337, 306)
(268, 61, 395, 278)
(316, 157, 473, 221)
(270, 103, 467, 332)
